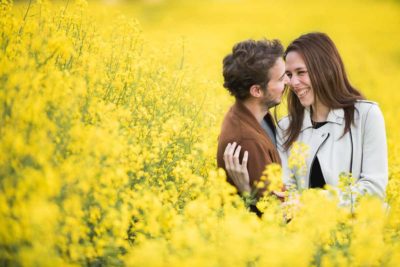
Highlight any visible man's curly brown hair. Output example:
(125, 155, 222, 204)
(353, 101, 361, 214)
(222, 39, 284, 100)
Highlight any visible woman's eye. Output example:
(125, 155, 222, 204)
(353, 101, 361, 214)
(286, 73, 292, 78)
(298, 70, 307, 75)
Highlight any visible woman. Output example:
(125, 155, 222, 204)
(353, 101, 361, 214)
(224, 32, 388, 199)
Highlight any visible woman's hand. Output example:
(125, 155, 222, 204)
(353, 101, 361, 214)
(223, 142, 251, 194)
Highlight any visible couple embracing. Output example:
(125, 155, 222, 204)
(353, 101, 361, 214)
(216, 33, 388, 214)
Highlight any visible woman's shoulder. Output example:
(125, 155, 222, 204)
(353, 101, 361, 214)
(277, 115, 290, 130)
(355, 99, 379, 111)
(354, 99, 384, 122)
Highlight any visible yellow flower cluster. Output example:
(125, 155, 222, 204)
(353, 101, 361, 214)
(1, 0, 400, 266)
(288, 142, 309, 190)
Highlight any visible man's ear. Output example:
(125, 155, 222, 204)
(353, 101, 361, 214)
(249, 84, 263, 98)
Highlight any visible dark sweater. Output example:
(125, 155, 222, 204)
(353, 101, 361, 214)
(309, 121, 327, 188)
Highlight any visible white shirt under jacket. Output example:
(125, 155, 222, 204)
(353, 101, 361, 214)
(277, 100, 388, 199)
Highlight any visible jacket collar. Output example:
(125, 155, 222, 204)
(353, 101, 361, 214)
(232, 100, 274, 135)
(301, 106, 344, 131)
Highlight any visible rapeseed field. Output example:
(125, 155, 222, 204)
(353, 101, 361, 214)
(1, 0, 400, 266)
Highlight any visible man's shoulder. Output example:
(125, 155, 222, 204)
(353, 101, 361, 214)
(217, 110, 258, 165)
(219, 108, 258, 141)
(219, 108, 241, 138)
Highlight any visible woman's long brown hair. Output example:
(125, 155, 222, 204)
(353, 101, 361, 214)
(283, 32, 364, 151)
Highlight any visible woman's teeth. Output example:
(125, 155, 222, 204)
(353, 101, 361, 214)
(297, 88, 310, 97)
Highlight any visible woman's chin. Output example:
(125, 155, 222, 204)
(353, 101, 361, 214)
(299, 100, 312, 108)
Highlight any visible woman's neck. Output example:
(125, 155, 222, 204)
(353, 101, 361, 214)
(311, 102, 330, 122)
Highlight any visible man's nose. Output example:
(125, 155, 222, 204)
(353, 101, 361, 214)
(284, 74, 290, 84)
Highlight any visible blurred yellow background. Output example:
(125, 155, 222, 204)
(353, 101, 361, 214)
(3, 0, 400, 265)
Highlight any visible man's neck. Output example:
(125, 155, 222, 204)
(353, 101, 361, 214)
(242, 99, 268, 124)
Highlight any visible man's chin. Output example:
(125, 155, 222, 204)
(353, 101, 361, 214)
(267, 101, 281, 109)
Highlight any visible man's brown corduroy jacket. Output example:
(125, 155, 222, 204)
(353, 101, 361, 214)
(217, 100, 281, 196)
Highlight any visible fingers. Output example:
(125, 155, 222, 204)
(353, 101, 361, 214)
(233, 145, 241, 169)
(222, 142, 252, 193)
(228, 142, 237, 175)
(241, 150, 250, 186)
(224, 142, 239, 182)
(223, 143, 232, 172)
(242, 150, 248, 170)
(223, 142, 232, 157)
(224, 142, 237, 179)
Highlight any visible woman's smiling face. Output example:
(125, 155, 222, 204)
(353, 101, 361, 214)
(285, 51, 314, 107)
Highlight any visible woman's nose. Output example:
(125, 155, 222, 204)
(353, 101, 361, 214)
(289, 76, 300, 87)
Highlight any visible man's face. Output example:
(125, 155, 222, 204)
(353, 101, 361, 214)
(260, 58, 288, 109)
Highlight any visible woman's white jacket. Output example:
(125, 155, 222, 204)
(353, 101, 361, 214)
(277, 100, 388, 199)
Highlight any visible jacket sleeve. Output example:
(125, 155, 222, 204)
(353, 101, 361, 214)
(355, 104, 388, 198)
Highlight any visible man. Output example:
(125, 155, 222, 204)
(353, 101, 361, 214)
(217, 39, 288, 198)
